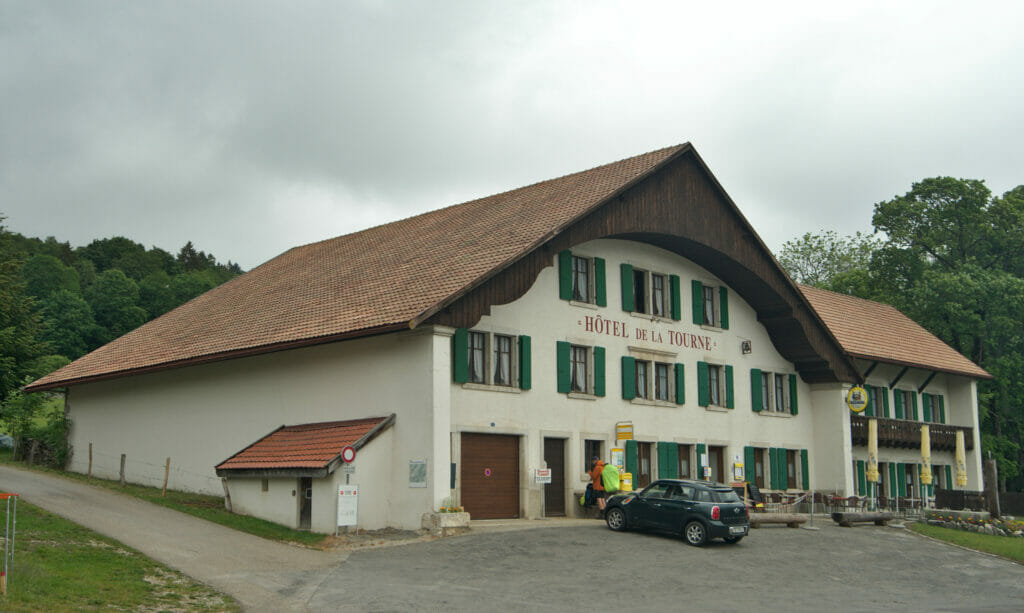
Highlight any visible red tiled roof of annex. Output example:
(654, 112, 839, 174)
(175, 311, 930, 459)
(799, 284, 991, 379)
(216, 416, 388, 471)
(27, 145, 687, 391)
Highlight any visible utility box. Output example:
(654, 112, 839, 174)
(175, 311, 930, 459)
(619, 472, 633, 492)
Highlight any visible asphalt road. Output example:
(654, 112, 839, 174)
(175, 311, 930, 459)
(3, 465, 1022, 612)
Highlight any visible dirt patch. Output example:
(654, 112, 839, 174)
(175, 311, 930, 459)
(319, 527, 432, 551)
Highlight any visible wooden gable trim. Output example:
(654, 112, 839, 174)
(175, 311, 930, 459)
(426, 148, 859, 384)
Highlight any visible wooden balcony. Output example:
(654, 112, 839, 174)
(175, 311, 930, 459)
(850, 414, 973, 452)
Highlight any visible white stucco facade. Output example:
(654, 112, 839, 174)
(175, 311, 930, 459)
(62, 237, 986, 532)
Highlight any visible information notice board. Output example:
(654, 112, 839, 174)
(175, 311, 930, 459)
(337, 485, 359, 527)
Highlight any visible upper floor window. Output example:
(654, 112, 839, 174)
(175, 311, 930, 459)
(654, 362, 670, 401)
(895, 388, 917, 420)
(623, 356, 682, 404)
(559, 250, 606, 306)
(708, 364, 722, 406)
(750, 368, 797, 415)
(557, 341, 605, 397)
(572, 256, 590, 302)
(691, 280, 729, 329)
(453, 329, 531, 390)
(621, 263, 680, 320)
(698, 361, 734, 408)
(922, 392, 945, 423)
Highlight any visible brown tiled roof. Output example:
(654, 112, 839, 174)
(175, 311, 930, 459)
(799, 285, 991, 379)
(216, 415, 392, 472)
(27, 145, 687, 391)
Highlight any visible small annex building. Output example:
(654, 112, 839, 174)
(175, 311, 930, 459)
(27, 143, 990, 532)
(215, 415, 394, 533)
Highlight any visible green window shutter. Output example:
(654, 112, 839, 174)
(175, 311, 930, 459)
(656, 442, 667, 478)
(779, 449, 789, 490)
(894, 390, 904, 419)
(750, 369, 763, 412)
(621, 356, 636, 400)
(593, 346, 606, 397)
(674, 363, 685, 404)
(594, 257, 607, 307)
(518, 335, 532, 390)
(697, 361, 710, 407)
(911, 393, 919, 420)
(691, 280, 703, 324)
(938, 396, 945, 424)
(865, 385, 874, 417)
(897, 463, 907, 497)
(669, 275, 681, 320)
(625, 440, 638, 477)
(452, 328, 469, 383)
(888, 463, 898, 496)
(769, 448, 780, 489)
(556, 341, 571, 393)
(789, 374, 798, 415)
(929, 464, 937, 496)
(725, 365, 735, 408)
(620, 263, 634, 312)
(801, 449, 810, 490)
(665, 442, 679, 478)
(719, 286, 730, 329)
(882, 387, 891, 418)
(857, 460, 866, 496)
(558, 250, 573, 300)
(922, 394, 932, 422)
(744, 447, 756, 483)
(696, 443, 706, 479)
(944, 465, 952, 487)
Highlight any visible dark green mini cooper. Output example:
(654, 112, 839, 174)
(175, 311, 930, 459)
(604, 479, 749, 546)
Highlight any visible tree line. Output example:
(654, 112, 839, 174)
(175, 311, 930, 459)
(0, 216, 242, 460)
(778, 178, 1024, 492)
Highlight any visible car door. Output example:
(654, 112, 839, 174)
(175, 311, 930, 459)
(632, 482, 672, 528)
(643, 483, 689, 531)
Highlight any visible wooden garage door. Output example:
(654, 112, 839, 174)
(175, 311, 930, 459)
(461, 433, 519, 519)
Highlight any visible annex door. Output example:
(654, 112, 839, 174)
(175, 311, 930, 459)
(461, 433, 520, 519)
(298, 477, 312, 530)
(637, 442, 653, 488)
(543, 438, 566, 516)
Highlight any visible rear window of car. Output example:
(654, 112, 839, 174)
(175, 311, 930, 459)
(712, 489, 742, 503)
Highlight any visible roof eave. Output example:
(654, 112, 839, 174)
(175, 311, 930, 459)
(847, 352, 992, 380)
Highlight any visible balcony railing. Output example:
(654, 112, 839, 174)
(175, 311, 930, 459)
(850, 414, 974, 452)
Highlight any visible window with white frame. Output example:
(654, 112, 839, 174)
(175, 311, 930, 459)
(635, 360, 650, 399)
(465, 330, 518, 387)
(570, 345, 589, 393)
(708, 363, 723, 406)
(629, 268, 671, 318)
(758, 370, 791, 413)
(572, 255, 591, 303)
(654, 362, 670, 401)
(702, 285, 717, 326)
(631, 358, 674, 403)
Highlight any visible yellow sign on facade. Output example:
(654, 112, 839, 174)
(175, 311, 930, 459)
(846, 386, 869, 413)
(616, 422, 634, 441)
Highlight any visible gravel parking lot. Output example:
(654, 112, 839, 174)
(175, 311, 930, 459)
(310, 519, 1023, 612)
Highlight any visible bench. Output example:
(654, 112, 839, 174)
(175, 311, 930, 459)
(749, 513, 808, 528)
(830, 511, 894, 527)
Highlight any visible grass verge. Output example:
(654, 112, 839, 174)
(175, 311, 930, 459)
(910, 522, 1024, 563)
(0, 450, 326, 548)
(0, 496, 240, 612)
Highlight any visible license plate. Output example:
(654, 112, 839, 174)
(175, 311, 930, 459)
(729, 526, 747, 535)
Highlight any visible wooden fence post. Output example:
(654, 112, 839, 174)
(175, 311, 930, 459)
(221, 478, 233, 513)
(162, 457, 170, 497)
(88, 442, 93, 477)
(119, 453, 126, 487)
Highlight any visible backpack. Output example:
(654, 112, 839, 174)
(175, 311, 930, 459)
(601, 463, 621, 493)
(584, 483, 596, 506)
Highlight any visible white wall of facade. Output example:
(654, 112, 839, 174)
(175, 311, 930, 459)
(66, 330, 441, 530)
(450, 239, 820, 517)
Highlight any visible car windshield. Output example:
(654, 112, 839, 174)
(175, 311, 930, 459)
(712, 489, 742, 503)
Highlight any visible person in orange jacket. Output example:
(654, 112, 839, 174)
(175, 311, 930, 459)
(590, 457, 607, 511)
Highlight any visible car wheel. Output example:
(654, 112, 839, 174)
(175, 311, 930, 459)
(683, 520, 708, 546)
(724, 536, 743, 544)
(605, 507, 627, 532)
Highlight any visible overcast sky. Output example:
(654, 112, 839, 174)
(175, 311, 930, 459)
(2, 1, 1022, 270)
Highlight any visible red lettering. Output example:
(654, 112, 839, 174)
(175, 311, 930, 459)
(584, 316, 594, 332)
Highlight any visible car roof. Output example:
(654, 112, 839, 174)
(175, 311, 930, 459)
(653, 479, 736, 490)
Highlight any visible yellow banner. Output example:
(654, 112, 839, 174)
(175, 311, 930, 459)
(866, 418, 879, 482)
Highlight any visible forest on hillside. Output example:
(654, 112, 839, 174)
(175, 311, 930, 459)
(0, 216, 242, 403)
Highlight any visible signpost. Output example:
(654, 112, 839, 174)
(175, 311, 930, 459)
(535, 468, 552, 484)
(1, 493, 18, 595)
(336, 485, 359, 535)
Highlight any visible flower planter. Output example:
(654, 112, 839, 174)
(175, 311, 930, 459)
(422, 512, 471, 537)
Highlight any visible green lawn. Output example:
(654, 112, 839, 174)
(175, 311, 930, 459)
(0, 496, 239, 612)
(0, 450, 326, 547)
(911, 522, 1024, 563)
